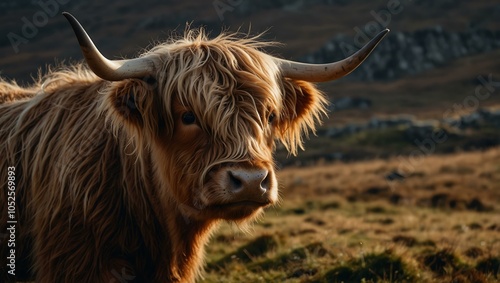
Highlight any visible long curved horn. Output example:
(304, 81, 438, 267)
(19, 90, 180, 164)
(63, 12, 154, 81)
(276, 29, 389, 82)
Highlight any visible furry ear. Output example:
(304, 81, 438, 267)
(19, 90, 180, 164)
(109, 79, 162, 135)
(112, 80, 144, 126)
(277, 78, 328, 155)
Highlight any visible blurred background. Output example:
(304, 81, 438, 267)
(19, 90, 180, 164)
(1, 0, 500, 165)
(1, 1, 499, 282)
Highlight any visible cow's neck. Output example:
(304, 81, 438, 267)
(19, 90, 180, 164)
(159, 197, 218, 282)
(122, 144, 218, 282)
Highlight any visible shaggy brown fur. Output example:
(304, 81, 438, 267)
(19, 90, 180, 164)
(0, 30, 326, 282)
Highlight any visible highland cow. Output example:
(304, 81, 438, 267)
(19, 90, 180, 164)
(0, 12, 388, 282)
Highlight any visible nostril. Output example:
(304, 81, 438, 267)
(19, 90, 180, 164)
(261, 173, 270, 192)
(228, 171, 243, 190)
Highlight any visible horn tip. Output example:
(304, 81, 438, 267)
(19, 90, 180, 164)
(63, 12, 92, 49)
(62, 11, 73, 20)
(374, 28, 390, 42)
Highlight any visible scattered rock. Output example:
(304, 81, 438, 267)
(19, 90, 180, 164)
(464, 247, 484, 259)
(422, 248, 460, 276)
(386, 171, 406, 182)
(290, 228, 317, 236)
(476, 256, 500, 276)
(393, 235, 418, 247)
(324, 251, 415, 282)
(208, 234, 278, 270)
(366, 205, 387, 213)
(451, 268, 489, 283)
(320, 201, 341, 210)
(389, 193, 404, 205)
(286, 267, 318, 279)
(288, 207, 306, 215)
(377, 218, 395, 225)
(468, 222, 483, 230)
(332, 96, 372, 111)
(467, 198, 492, 212)
(364, 186, 389, 195)
(488, 224, 500, 231)
(304, 216, 326, 226)
(430, 193, 450, 208)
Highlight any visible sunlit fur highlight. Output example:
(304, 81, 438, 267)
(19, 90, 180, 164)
(0, 28, 327, 282)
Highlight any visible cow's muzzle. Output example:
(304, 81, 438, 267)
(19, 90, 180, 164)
(227, 168, 270, 198)
(207, 163, 277, 208)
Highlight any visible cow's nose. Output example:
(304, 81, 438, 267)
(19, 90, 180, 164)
(227, 169, 269, 194)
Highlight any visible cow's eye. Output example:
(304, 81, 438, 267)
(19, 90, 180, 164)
(181, 112, 196, 125)
(268, 112, 276, 124)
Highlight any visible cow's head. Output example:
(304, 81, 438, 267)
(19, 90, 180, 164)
(64, 13, 388, 222)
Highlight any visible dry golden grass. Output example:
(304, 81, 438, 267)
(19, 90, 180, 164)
(202, 148, 500, 282)
(281, 146, 500, 205)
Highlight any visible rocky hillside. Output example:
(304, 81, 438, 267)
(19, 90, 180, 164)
(305, 27, 500, 81)
(276, 107, 500, 166)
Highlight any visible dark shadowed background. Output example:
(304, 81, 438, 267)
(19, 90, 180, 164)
(1, 0, 500, 166)
(2, 1, 500, 282)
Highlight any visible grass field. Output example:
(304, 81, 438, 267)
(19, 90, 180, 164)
(202, 148, 500, 282)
